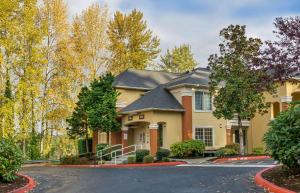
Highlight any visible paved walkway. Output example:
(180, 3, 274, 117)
(22, 165, 265, 193)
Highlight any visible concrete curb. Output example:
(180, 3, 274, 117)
(52, 161, 186, 168)
(213, 156, 271, 163)
(9, 174, 37, 193)
(255, 166, 296, 193)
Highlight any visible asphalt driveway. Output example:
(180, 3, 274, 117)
(21, 165, 265, 193)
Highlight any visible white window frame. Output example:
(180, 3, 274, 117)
(193, 126, 215, 147)
(193, 89, 213, 112)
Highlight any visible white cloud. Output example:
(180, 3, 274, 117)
(65, 0, 299, 67)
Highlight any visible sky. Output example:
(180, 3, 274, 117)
(65, 0, 300, 67)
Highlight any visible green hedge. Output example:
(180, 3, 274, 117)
(136, 149, 149, 162)
(0, 139, 23, 182)
(143, 155, 154, 163)
(170, 140, 205, 158)
(156, 148, 170, 161)
(216, 148, 238, 157)
(264, 102, 300, 170)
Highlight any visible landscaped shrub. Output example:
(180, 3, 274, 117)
(252, 147, 265, 155)
(264, 102, 300, 170)
(170, 140, 205, 158)
(136, 149, 150, 162)
(96, 144, 111, 160)
(60, 155, 80, 165)
(162, 157, 170, 162)
(78, 138, 93, 155)
(156, 148, 170, 161)
(127, 156, 136, 164)
(0, 139, 23, 182)
(225, 143, 240, 154)
(143, 155, 154, 163)
(216, 148, 238, 157)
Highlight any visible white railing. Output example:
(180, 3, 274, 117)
(98, 144, 143, 165)
(96, 144, 123, 159)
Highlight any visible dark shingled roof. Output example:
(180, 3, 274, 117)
(166, 69, 210, 89)
(113, 69, 180, 90)
(120, 84, 184, 114)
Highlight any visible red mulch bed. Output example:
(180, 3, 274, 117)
(0, 176, 28, 193)
(262, 166, 300, 192)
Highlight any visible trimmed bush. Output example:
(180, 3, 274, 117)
(264, 102, 300, 170)
(162, 157, 170, 162)
(156, 148, 170, 161)
(127, 156, 136, 164)
(96, 144, 111, 160)
(143, 155, 154, 163)
(225, 143, 240, 154)
(60, 155, 80, 165)
(170, 140, 205, 158)
(216, 148, 238, 157)
(0, 139, 23, 182)
(136, 149, 150, 163)
(252, 147, 264, 155)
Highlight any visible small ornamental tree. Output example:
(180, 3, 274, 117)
(87, 73, 120, 141)
(67, 87, 90, 153)
(209, 25, 274, 155)
(264, 102, 300, 171)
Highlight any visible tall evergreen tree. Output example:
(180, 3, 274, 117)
(107, 9, 160, 74)
(87, 73, 120, 140)
(160, 44, 197, 73)
(66, 87, 90, 153)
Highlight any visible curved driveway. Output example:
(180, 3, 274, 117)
(22, 166, 264, 193)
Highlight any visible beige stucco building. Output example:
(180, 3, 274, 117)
(92, 68, 300, 156)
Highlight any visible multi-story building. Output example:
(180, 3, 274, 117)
(92, 68, 300, 156)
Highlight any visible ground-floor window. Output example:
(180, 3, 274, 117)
(195, 127, 213, 146)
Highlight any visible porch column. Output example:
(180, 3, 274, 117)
(149, 123, 158, 156)
(92, 130, 99, 153)
(121, 126, 128, 148)
(181, 89, 193, 141)
(281, 96, 292, 111)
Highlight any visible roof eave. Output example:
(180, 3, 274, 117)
(167, 83, 209, 90)
(119, 108, 185, 114)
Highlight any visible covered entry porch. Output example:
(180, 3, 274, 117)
(121, 121, 165, 156)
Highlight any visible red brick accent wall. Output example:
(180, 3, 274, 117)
(182, 96, 193, 140)
(150, 129, 158, 156)
(281, 102, 289, 111)
(92, 131, 98, 153)
(122, 130, 128, 148)
(111, 131, 122, 145)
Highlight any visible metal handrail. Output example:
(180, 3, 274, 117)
(96, 144, 123, 157)
(98, 144, 143, 165)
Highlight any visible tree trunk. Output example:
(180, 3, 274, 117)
(85, 124, 89, 154)
(237, 114, 245, 155)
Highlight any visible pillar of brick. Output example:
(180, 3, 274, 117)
(121, 127, 128, 149)
(149, 123, 158, 156)
(182, 95, 193, 141)
(281, 102, 289, 111)
(111, 131, 122, 145)
(92, 130, 98, 153)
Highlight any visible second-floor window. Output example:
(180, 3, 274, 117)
(195, 91, 212, 111)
